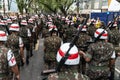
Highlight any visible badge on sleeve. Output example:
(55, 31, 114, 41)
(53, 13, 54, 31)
(7, 50, 16, 66)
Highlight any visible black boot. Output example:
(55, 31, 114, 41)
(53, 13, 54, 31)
(26, 56, 29, 65)
(30, 49, 33, 57)
(21, 59, 24, 66)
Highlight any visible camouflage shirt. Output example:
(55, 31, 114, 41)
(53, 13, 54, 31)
(48, 66, 90, 80)
(108, 29, 120, 46)
(19, 26, 28, 38)
(19, 26, 30, 44)
(86, 41, 114, 79)
(63, 25, 77, 42)
(6, 33, 21, 64)
(42, 28, 49, 38)
(0, 45, 9, 79)
(7, 34, 19, 50)
(44, 35, 62, 61)
(87, 25, 97, 38)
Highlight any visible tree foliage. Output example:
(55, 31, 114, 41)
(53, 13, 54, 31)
(117, 0, 120, 2)
(38, 0, 74, 16)
(16, 0, 74, 15)
(0, 0, 2, 9)
(16, 0, 33, 14)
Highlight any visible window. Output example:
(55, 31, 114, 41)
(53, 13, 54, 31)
(102, 0, 108, 6)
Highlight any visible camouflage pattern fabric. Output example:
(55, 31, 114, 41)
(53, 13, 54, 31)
(0, 45, 9, 79)
(19, 27, 30, 43)
(108, 29, 120, 46)
(7, 34, 19, 49)
(75, 32, 91, 51)
(19, 27, 28, 38)
(87, 25, 97, 38)
(63, 25, 77, 42)
(42, 28, 49, 38)
(0, 26, 7, 32)
(48, 67, 90, 80)
(107, 29, 120, 79)
(86, 67, 110, 80)
(7, 34, 21, 66)
(44, 35, 61, 62)
(44, 35, 61, 69)
(86, 41, 114, 80)
(27, 24, 34, 43)
(0, 25, 10, 35)
(75, 32, 92, 74)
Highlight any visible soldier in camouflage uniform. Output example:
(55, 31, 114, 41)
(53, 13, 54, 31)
(0, 30, 20, 80)
(107, 21, 120, 80)
(42, 27, 49, 38)
(28, 18, 35, 57)
(87, 19, 97, 39)
(63, 22, 77, 43)
(108, 21, 120, 52)
(6, 18, 12, 28)
(47, 43, 90, 80)
(42, 21, 52, 38)
(0, 20, 10, 35)
(79, 28, 116, 80)
(44, 26, 62, 69)
(6, 24, 25, 69)
(76, 25, 92, 74)
(19, 20, 32, 65)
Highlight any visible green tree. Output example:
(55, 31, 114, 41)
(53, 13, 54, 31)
(16, 0, 33, 14)
(57, 0, 74, 16)
(38, 0, 58, 14)
(117, 0, 120, 2)
(0, 0, 2, 9)
(16, 0, 25, 14)
(16, 0, 75, 15)
(38, 0, 74, 16)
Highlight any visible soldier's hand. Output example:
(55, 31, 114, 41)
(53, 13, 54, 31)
(79, 50, 85, 56)
(16, 74, 20, 80)
(22, 58, 25, 63)
(117, 52, 120, 56)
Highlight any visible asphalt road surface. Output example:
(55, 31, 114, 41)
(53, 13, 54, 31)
(115, 57, 120, 80)
(20, 38, 120, 80)
(20, 38, 44, 80)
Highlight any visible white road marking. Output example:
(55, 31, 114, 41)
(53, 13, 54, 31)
(115, 68, 120, 74)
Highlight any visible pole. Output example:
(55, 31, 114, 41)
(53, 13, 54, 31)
(3, 0, 5, 16)
(76, 0, 79, 15)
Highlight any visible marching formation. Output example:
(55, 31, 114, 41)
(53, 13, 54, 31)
(0, 13, 119, 80)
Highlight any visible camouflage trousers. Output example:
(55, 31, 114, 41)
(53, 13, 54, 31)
(0, 77, 9, 80)
(13, 50, 21, 70)
(86, 67, 110, 80)
(44, 61, 57, 70)
(44, 52, 57, 69)
(0, 73, 10, 80)
(47, 70, 90, 80)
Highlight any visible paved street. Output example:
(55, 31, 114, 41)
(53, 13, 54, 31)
(20, 38, 44, 80)
(20, 37, 120, 80)
(115, 57, 120, 80)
